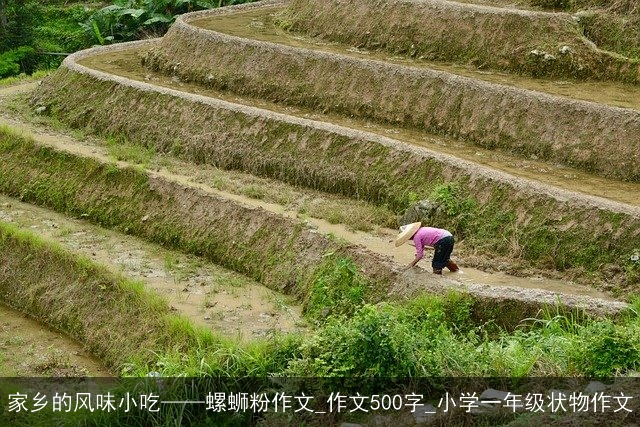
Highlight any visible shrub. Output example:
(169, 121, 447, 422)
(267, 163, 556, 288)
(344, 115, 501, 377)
(288, 303, 427, 379)
(81, 0, 256, 45)
(304, 256, 368, 322)
(574, 320, 640, 377)
(0, 47, 36, 78)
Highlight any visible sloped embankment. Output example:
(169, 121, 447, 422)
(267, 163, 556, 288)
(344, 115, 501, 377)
(282, 0, 640, 82)
(30, 42, 640, 300)
(0, 220, 183, 371)
(0, 128, 397, 302)
(142, 3, 640, 182)
(0, 123, 629, 328)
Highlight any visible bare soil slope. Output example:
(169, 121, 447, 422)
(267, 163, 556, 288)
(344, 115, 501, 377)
(283, 0, 640, 82)
(143, 4, 640, 182)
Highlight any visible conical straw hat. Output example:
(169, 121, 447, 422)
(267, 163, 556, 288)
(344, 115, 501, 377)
(395, 222, 421, 247)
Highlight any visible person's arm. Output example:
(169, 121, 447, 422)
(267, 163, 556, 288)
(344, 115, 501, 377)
(407, 254, 422, 268)
(407, 235, 424, 268)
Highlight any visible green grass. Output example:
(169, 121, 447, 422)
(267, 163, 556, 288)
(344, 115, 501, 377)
(0, 218, 638, 426)
(106, 135, 156, 166)
(0, 70, 50, 86)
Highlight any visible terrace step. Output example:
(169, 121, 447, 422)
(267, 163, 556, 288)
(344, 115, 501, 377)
(14, 0, 640, 315)
(30, 40, 640, 298)
(0, 84, 630, 322)
(0, 194, 304, 342)
(142, 1, 640, 182)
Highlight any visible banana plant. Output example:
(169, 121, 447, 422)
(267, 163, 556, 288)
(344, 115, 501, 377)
(82, 0, 246, 45)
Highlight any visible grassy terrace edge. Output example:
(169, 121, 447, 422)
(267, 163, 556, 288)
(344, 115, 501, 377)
(0, 122, 629, 323)
(0, 219, 219, 372)
(31, 43, 640, 297)
(283, 0, 640, 83)
(141, 2, 640, 182)
(0, 218, 307, 427)
(0, 126, 396, 301)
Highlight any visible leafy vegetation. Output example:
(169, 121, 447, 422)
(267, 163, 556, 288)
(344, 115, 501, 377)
(0, 47, 35, 78)
(0, 0, 255, 78)
(81, 0, 254, 45)
(293, 277, 640, 380)
(304, 256, 369, 323)
(0, 0, 96, 76)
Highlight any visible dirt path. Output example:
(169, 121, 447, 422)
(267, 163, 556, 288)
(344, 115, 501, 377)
(0, 83, 617, 303)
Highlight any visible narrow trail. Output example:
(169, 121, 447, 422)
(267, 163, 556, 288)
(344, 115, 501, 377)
(0, 83, 619, 305)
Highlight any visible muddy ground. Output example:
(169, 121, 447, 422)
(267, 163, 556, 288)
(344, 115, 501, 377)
(0, 82, 626, 307)
(1, 0, 637, 378)
(0, 304, 107, 377)
(0, 195, 305, 340)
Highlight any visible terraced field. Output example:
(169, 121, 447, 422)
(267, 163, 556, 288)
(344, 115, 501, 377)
(1, 0, 640, 426)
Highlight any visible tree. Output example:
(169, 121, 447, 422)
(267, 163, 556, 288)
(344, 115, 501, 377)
(0, 0, 38, 76)
(0, 0, 36, 53)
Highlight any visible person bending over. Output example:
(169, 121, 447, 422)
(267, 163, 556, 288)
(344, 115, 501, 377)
(395, 222, 459, 274)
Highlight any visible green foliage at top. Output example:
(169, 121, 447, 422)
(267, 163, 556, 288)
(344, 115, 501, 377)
(35, 4, 95, 57)
(0, 0, 37, 53)
(0, 0, 96, 76)
(82, 0, 254, 45)
(0, 0, 256, 77)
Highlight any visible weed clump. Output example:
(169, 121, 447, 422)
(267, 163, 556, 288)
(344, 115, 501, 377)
(304, 256, 368, 322)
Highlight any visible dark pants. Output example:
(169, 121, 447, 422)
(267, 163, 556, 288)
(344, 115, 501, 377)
(432, 235, 454, 269)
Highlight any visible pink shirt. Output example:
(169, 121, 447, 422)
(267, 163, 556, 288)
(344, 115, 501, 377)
(413, 227, 452, 259)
